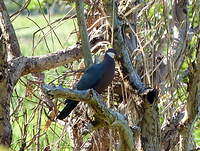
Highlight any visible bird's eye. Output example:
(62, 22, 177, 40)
(107, 52, 115, 58)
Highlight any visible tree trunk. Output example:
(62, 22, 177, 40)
(0, 29, 11, 146)
(0, 0, 21, 145)
(139, 102, 160, 151)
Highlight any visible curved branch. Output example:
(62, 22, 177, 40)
(43, 84, 135, 151)
(102, 1, 160, 150)
(102, 0, 158, 103)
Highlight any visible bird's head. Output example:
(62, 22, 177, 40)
(105, 48, 117, 59)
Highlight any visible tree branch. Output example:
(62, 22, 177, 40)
(0, 0, 21, 61)
(43, 84, 135, 151)
(160, 1, 199, 150)
(76, 0, 93, 67)
(161, 40, 200, 151)
(8, 46, 82, 86)
(154, 0, 189, 85)
(102, 1, 160, 150)
(102, 0, 157, 103)
(171, 0, 188, 69)
(179, 40, 200, 151)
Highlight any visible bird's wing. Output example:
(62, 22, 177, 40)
(76, 63, 104, 90)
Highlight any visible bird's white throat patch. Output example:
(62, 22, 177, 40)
(107, 52, 115, 58)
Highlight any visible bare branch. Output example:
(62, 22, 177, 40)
(8, 46, 82, 86)
(103, 0, 157, 101)
(76, 0, 93, 67)
(155, 0, 189, 84)
(171, 0, 188, 68)
(10, 0, 31, 19)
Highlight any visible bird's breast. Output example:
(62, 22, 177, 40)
(94, 61, 115, 93)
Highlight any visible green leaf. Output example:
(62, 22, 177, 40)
(27, 0, 45, 10)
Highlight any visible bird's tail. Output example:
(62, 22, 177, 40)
(57, 100, 79, 120)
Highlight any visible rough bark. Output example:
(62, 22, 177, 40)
(0, 1, 20, 146)
(161, 111, 184, 151)
(80, 128, 111, 151)
(0, 29, 12, 146)
(103, 0, 157, 101)
(0, 1, 86, 146)
(0, 0, 21, 61)
(0, 9, 83, 144)
(0, 0, 197, 149)
(139, 102, 160, 151)
(0, 45, 82, 146)
(0, 0, 136, 148)
(8, 47, 82, 87)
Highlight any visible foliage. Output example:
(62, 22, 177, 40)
(27, 0, 46, 10)
(27, 0, 55, 10)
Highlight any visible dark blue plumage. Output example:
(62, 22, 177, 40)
(57, 49, 116, 120)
